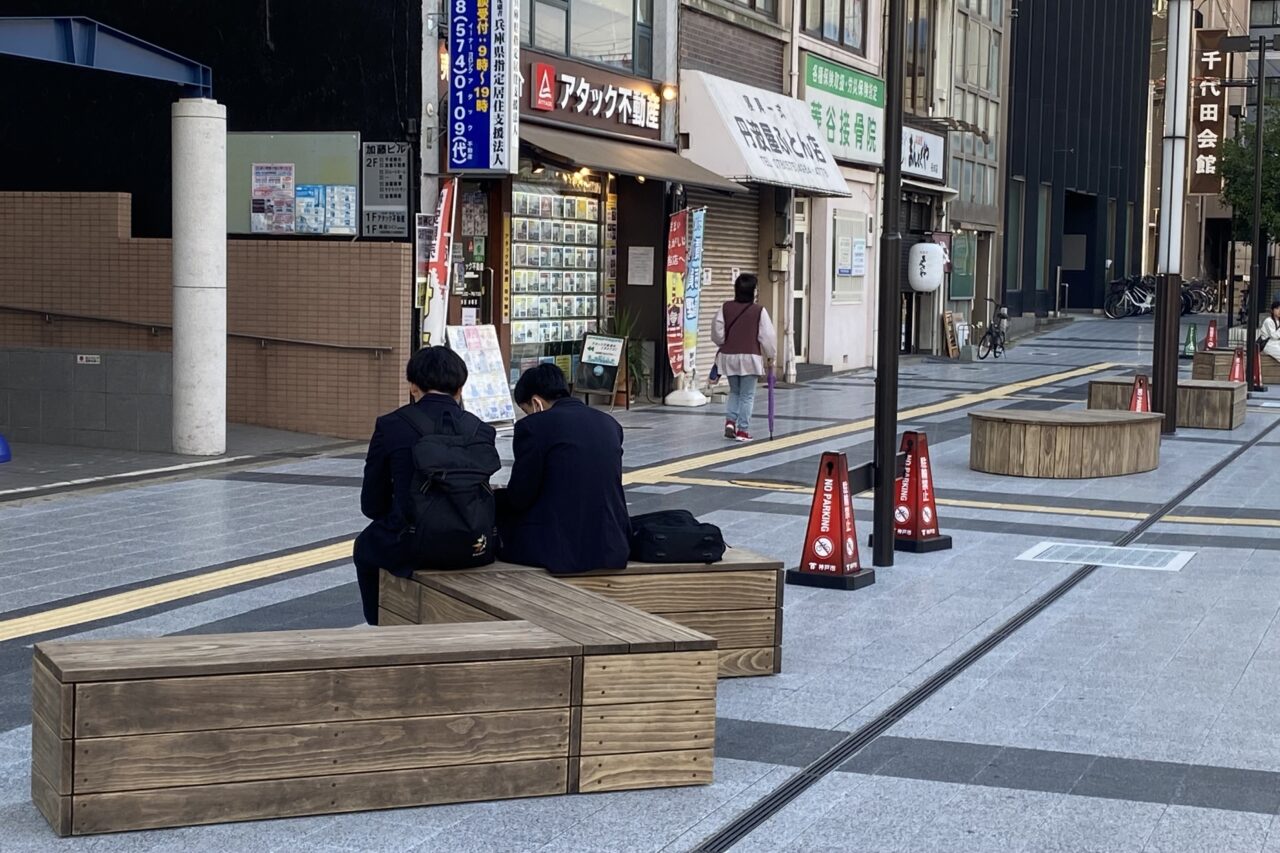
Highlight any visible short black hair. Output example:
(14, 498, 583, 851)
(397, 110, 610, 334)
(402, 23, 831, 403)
(513, 363, 571, 405)
(1272, 300, 1280, 311)
(734, 273, 758, 304)
(406, 346, 468, 395)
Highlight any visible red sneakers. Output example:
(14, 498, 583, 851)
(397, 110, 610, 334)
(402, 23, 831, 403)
(734, 430, 753, 443)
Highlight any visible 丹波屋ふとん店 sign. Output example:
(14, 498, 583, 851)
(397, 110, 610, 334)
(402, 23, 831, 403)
(449, 0, 519, 172)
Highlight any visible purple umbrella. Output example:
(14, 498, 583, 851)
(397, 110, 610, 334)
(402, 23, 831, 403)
(767, 366, 776, 440)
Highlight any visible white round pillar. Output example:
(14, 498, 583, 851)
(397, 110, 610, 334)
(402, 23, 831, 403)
(171, 98, 227, 456)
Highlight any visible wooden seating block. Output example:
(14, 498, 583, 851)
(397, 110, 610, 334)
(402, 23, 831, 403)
(1194, 348, 1280, 384)
(969, 409, 1162, 478)
(1087, 377, 1247, 430)
(32, 623, 578, 836)
(410, 571, 718, 793)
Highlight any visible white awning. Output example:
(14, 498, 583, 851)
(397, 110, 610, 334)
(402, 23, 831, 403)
(903, 178, 959, 199)
(678, 70, 851, 197)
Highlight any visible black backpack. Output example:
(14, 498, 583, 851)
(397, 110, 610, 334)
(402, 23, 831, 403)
(399, 404, 501, 569)
(628, 510, 726, 564)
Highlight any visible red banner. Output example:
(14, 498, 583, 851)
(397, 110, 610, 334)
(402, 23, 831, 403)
(665, 210, 689, 377)
(894, 432, 948, 550)
(1129, 375, 1151, 412)
(798, 452, 861, 576)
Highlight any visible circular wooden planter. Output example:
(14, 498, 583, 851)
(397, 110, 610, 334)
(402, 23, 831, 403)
(969, 409, 1163, 479)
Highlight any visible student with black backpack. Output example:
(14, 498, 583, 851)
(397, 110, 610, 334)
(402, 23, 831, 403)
(353, 347, 500, 624)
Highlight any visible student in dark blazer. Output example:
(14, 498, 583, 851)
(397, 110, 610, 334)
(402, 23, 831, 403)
(498, 364, 630, 574)
(354, 347, 497, 624)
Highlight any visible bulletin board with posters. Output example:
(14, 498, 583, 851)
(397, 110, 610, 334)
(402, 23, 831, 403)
(446, 325, 517, 424)
(226, 132, 361, 235)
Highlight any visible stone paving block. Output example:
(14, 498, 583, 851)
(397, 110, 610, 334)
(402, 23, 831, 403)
(1142, 804, 1273, 853)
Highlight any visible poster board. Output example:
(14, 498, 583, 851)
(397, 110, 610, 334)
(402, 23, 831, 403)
(576, 333, 625, 398)
(227, 132, 361, 235)
(943, 311, 960, 359)
(446, 325, 517, 423)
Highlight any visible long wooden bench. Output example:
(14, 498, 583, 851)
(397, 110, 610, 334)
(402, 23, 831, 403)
(380, 548, 783, 678)
(1087, 377, 1247, 430)
(32, 620, 715, 836)
(969, 408, 1162, 478)
(384, 569, 717, 794)
(1193, 348, 1280, 384)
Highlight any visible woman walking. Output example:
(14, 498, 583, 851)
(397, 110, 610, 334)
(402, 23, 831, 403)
(712, 273, 777, 442)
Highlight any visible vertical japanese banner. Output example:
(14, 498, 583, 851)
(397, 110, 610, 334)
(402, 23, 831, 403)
(1189, 29, 1227, 196)
(448, 0, 517, 172)
(665, 210, 690, 377)
(422, 178, 458, 346)
(683, 208, 706, 373)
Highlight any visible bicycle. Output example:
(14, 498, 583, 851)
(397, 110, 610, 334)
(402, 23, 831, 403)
(978, 298, 1009, 360)
(1104, 275, 1156, 319)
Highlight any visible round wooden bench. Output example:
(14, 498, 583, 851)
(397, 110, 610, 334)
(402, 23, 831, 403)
(969, 408, 1163, 478)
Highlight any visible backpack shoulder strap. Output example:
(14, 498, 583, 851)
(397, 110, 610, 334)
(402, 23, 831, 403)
(398, 404, 436, 437)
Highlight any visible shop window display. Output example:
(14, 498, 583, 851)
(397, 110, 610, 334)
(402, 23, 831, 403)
(510, 178, 605, 381)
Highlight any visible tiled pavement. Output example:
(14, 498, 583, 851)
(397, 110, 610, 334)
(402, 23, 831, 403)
(3, 314, 1280, 851)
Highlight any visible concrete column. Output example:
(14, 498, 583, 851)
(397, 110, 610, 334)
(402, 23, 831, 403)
(171, 98, 227, 456)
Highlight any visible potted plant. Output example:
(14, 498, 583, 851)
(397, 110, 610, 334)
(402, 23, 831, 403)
(608, 305, 649, 405)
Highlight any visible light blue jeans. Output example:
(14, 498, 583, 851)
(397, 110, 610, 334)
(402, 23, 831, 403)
(726, 374, 759, 434)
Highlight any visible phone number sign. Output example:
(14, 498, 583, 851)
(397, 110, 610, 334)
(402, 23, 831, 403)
(448, 0, 519, 173)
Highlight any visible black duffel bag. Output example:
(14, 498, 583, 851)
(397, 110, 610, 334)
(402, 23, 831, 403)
(628, 510, 726, 564)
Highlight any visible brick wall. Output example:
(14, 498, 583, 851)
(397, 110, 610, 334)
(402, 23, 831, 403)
(678, 7, 786, 92)
(0, 192, 411, 441)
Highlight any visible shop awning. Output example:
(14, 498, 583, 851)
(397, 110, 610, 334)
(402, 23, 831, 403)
(678, 70, 851, 198)
(903, 178, 959, 199)
(519, 124, 742, 193)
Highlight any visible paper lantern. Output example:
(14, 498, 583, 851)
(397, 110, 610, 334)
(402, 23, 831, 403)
(908, 242, 945, 293)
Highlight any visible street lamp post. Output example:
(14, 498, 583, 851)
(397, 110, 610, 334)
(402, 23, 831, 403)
(872, 0, 907, 569)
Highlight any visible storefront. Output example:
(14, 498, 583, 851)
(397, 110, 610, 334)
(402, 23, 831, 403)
(677, 69, 850, 384)
(898, 122, 954, 354)
(450, 50, 738, 392)
(796, 53, 885, 373)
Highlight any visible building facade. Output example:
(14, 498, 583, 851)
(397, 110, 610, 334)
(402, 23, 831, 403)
(1002, 0, 1152, 316)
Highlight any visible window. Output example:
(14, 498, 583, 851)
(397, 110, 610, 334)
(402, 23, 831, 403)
(1036, 184, 1052, 291)
(1125, 202, 1136, 275)
(1006, 178, 1025, 290)
(728, 0, 777, 16)
(802, 0, 866, 54)
(1252, 1, 1280, 27)
(521, 0, 652, 74)
(905, 0, 935, 114)
(988, 33, 1001, 93)
(1106, 200, 1117, 276)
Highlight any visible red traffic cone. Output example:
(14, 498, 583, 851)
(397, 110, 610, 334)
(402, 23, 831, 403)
(1128, 375, 1152, 412)
(1229, 347, 1246, 383)
(1206, 320, 1219, 350)
(786, 452, 875, 590)
(891, 432, 953, 553)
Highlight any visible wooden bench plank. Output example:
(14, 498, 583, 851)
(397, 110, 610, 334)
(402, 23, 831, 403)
(377, 607, 415, 626)
(74, 658, 573, 737)
(561, 548, 782, 576)
(579, 700, 715, 755)
(32, 657, 73, 738)
(564, 571, 777, 613)
(31, 768, 71, 837)
(37, 622, 580, 683)
(70, 758, 569, 835)
(378, 573, 420, 620)
(969, 409, 1162, 479)
(74, 709, 571, 793)
(578, 748, 713, 793)
(582, 651, 717, 706)
(483, 572, 714, 653)
(32, 715, 72, 796)
(419, 587, 500, 623)
(421, 574, 633, 655)
(653, 609, 776, 649)
(718, 647, 777, 677)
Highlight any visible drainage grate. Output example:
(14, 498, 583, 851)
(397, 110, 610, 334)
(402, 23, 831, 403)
(1018, 541, 1194, 572)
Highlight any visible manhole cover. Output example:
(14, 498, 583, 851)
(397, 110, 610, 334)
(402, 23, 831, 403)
(1017, 541, 1194, 572)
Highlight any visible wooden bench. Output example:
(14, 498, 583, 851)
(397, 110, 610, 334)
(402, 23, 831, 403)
(384, 569, 717, 794)
(969, 408, 1162, 478)
(1087, 377, 1247, 430)
(1194, 348, 1280, 384)
(380, 548, 783, 679)
(33, 623, 584, 836)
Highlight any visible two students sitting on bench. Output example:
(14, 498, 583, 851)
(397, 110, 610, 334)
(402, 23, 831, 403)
(354, 350, 629, 625)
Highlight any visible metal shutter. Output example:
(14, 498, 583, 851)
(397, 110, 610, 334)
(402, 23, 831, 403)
(687, 186, 760, 386)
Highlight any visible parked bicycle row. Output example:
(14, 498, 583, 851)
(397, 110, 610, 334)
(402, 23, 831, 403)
(1104, 275, 1220, 319)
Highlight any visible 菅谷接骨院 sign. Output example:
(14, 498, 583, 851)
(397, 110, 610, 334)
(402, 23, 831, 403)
(801, 54, 885, 168)
(449, 0, 519, 173)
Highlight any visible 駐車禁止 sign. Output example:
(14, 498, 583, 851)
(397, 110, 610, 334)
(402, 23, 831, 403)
(449, 0, 519, 173)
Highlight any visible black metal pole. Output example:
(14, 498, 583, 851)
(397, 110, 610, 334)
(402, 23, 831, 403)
(1248, 36, 1267, 393)
(873, 0, 906, 568)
